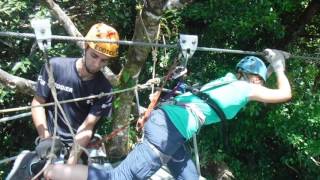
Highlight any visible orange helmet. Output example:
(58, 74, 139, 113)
(85, 23, 119, 57)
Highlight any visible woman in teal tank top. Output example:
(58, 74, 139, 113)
(39, 49, 292, 180)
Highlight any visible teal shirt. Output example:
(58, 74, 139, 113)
(160, 73, 252, 139)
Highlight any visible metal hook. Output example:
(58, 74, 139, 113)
(31, 18, 52, 51)
(179, 34, 198, 62)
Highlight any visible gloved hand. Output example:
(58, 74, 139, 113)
(263, 49, 290, 72)
(35, 137, 64, 159)
(266, 65, 273, 79)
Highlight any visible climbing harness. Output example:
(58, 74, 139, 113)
(144, 139, 172, 165)
(137, 33, 199, 129)
(193, 91, 229, 151)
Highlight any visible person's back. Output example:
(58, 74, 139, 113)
(160, 72, 250, 139)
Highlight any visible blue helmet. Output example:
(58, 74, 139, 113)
(236, 56, 267, 82)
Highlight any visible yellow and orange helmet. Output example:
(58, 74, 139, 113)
(85, 23, 119, 57)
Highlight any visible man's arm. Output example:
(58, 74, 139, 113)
(32, 96, 50, 139)
(67, 114, 100, 165)
(249, 71, 292, 103)
(249, 49, 292, 103)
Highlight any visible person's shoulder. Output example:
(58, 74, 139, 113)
(49, 57, 77, 64)
(232, 79, 249, 86)
(210, 72, 237, 83)
(230, 80, 252, 91)
(49, 57, 77, 67)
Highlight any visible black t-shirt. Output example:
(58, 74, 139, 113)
(36, 57, 113, 143)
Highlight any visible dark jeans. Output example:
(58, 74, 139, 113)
(88, 109, 199, 179)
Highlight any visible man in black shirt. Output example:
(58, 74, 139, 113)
(6, 23, 119, 180)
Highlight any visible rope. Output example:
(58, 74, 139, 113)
(32, 46, 72, 180)
(0, 82, 156, 114)
(134, 87, 142, 116)
(138, 7, 161, 94)
(1, 31, 320, 60)
(136, 56, 180, 130)
(192, 134, 201, 175)
(150, 27, 161, 94)
(0, 155, 17, 164)
(0, 112, 31, 123)
(310, 156, 320, 166)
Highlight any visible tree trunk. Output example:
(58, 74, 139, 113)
(107, 0, 172, 159)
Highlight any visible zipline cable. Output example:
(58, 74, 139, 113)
(0, 155, 17, 165)
(0, 31, 175, 49)
(0, 112, 31, 123)
(0, 80, 157, 114)
(0, 150, 36, 165)
(1, 31, 320, 61)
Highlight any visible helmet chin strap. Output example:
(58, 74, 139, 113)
(82, 48, 96, 75)
(83, 58, 96, 75)
(239, 72, 250, 82)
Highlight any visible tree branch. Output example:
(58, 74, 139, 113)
(44, 0, 84, 49)
(0, 69, 36, 95)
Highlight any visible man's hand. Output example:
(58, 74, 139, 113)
(263, 49, 290, 72)
(67, 114, 99, 164)
(266, 65, 273, 79)
(35, 137, 64, 159)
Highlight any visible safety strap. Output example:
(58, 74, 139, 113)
(144, 140, 171, 165)
(192, 91, 229, 151)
